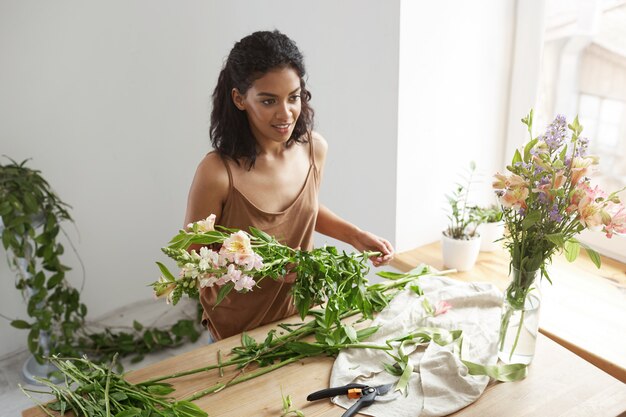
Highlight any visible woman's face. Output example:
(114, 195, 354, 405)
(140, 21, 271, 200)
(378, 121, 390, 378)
(232, 67, 302, 146)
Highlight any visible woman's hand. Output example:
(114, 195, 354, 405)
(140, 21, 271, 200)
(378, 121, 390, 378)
(351, 230, 395, 267)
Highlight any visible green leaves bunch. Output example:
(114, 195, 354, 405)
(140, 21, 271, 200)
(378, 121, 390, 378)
(157, 224, 383, 334)
(1, 158, 202, 367)
(21, 355, 207, 417)
(1, 157, 84, 362)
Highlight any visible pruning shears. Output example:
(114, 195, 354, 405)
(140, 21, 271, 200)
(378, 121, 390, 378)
(307, 382, 394, 417)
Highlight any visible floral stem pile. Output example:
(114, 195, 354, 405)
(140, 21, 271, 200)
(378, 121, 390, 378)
(153, 215, 381, 325)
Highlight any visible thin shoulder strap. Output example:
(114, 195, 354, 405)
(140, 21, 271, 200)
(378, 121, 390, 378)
(308, 132, 317, 171)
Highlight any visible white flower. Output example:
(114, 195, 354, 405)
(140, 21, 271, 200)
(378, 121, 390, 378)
(199, 275, 219, 288)
(234, 274, 256, 291)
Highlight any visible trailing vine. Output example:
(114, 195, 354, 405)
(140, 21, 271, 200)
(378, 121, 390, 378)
(0, 157, 202, 367)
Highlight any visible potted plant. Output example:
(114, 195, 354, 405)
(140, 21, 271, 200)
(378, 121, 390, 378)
(472, 204, 504, 252)
(1, 157, 203, 381)
(442, 162, 482, 271)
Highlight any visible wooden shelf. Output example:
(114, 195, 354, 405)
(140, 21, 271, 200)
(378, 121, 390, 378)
(391, 241, 626, 383)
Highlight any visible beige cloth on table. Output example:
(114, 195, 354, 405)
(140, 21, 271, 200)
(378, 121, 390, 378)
(329, 274, 503, 417)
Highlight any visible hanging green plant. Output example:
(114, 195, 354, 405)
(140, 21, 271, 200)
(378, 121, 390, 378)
(0, 157, 202, 367)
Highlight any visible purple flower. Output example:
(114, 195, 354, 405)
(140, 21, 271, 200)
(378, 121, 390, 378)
(518, 208, 526, 217)
(542, 115, 569, 150)
(575, 137, 589, 157)
(537, 192, 549, 204)
(549, 205, 563, 222)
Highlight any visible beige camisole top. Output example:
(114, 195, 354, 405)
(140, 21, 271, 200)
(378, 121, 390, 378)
(199, 139, 320, 340)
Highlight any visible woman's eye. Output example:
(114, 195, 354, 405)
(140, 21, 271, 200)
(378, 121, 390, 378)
(262, 99, 275, 105)
(290, 95, 301, 102)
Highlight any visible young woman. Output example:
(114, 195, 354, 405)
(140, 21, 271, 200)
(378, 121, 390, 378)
(185, 30, 394, 341)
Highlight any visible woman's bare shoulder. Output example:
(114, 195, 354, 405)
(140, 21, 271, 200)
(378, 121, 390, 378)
(310, 131, 328, 163)
(193, 151, 230, 194)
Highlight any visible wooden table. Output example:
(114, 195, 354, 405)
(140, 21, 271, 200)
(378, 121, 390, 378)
(391, 241, 626, 383)
(23, 315, 626, 417)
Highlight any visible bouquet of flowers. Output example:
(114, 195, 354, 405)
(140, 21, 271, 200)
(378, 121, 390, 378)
(493, 110, 625, 362)
(152, 214, 381, 324)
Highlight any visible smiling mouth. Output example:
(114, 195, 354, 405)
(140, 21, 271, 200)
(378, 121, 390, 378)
(272, 123, 292, 129)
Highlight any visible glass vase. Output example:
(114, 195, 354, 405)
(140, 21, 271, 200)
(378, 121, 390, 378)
(498, 268, 541, 365)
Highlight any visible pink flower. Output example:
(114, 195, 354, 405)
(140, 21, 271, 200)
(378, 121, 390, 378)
(422, 298, 452, 317)
(577, 195, 603, 229)
(220, 231, 254, 265)
(500, 186, 529, 210)
(237, 253, 264, 271)
(217, 264, 242, 285)
(603, 202, 626, 238)
(234, 274, 256, 291)
(434, 301, 452, 316)
(493, 173, 527, 190)
(199, 274, 219, 288)
(188, 214, 216, 232)
(570, 157, 594, 185)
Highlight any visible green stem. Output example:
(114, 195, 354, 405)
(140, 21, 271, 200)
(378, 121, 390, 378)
(140, 356, 248, 384)
(183, 354, 306, 402)
(508, 309, 526, 362)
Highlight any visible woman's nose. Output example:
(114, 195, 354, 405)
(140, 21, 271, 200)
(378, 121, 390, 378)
(276, 101, 293, 120)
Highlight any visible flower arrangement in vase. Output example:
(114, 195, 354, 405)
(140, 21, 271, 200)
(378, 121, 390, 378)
(442, 161, 482, 271)
(493, 110, 625, 364)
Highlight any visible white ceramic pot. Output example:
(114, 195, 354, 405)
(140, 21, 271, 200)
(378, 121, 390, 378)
(477, 221, 505, 252)
(441, 233, 481, 272)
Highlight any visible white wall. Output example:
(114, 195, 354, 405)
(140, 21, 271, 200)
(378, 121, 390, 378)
(0, 1, 400, 357)
(395, 0, 516, 251)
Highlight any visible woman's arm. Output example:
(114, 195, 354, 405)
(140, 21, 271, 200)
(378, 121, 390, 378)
(184, 152, 230, 227)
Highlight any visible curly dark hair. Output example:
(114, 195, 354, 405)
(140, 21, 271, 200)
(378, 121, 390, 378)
(210, 30, 314, 168)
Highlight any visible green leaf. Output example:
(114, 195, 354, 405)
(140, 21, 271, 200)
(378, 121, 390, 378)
(174, 401, 208, 417)
(395, 361, 414, 395)
(563, 239, 580, 262)
(296, 292, 311, 320)
(46, 272, 64, 289)
(32, 271, 45, 288)
(343, 324, 358, 343)
(376, 271, 408, 280)
(241, 332, 256, 348)
(356, 326, 379, 341)
(249, 226, 273, 242)
(114, 408, 143, 417)
(545, 233, 565, 247)
(512, 149, 522, 165)
(215, 282, 235, 307)
(383, 362, 403, 376)
(523, 138, 538, 162)
(410, 284, 423, 296)
(584, 247, 602, 268)
(110, 392, 129, 401)
(11, 319, 31, 329)
(156, 262, 177, 282)
(146, 383, 176, 395)
(133, 320, 143, 331)
(521, 210, 541, 230)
